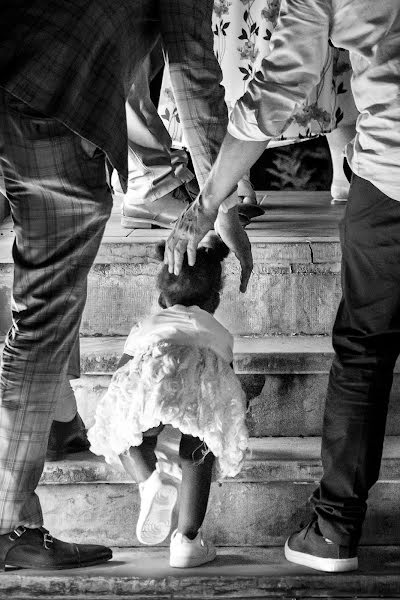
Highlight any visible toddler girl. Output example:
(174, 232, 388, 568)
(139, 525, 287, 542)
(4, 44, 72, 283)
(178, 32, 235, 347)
(88, 238, 248, 568)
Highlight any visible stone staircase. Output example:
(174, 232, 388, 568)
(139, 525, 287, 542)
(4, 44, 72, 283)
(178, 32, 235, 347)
(1, 192, 400, 598)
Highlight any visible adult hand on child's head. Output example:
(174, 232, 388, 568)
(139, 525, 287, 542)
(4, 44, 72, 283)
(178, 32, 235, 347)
(215, 206, 253, 293)
(164, 198, 218, 275)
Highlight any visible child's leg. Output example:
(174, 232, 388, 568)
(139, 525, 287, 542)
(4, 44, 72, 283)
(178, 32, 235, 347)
(120, 424, 177, 545)
(119, 424, 164, 483)
(177, 434, 215, 539)
(117, 353, 164, 482)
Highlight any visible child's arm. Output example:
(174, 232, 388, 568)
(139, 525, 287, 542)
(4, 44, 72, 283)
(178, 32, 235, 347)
(117, 353, 133, 369)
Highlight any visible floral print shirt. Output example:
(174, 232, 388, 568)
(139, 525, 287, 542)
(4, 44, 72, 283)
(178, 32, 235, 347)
(228, 0, 400, 200)
(159, 0, 357, 148)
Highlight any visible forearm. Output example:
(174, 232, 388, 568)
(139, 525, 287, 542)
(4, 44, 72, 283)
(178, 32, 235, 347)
(202, 0, 331, 212)
(200, 133, 267, 212)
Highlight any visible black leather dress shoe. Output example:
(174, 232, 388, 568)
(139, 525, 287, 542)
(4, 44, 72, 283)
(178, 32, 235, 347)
(0, 526, 112, 570)
(46, 413, 90, 461)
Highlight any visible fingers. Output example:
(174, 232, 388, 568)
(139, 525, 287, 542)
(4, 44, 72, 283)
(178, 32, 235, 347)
(165, 199, 215, 275)
(173, 239, 189, 276)
(164, 236, 175, 273)
(239, 258, 253, 293)
(238, 240, 253, 293)
(164, 235, 186, 275)
(186, 238, 198, 267)
(165, 234, 199, 275)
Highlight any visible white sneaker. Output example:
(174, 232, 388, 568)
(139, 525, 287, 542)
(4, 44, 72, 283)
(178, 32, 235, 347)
(136, 470, 178, 545)
(169, 529, 217, 568)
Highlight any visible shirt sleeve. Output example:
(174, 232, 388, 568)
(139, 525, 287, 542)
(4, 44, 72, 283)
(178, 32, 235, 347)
(228, 0, 331, 142)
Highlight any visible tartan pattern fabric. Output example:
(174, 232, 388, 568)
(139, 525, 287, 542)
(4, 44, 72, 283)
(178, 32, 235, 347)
(160, 0, 228, 187)
(0, 0, 159, 192)
(0, 89, 113, 531)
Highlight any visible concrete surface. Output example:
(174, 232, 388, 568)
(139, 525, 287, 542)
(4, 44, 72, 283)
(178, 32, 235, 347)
(37, 437, 400, 547)
(1, 546, 400, 598)
(0, 192, 344, 336)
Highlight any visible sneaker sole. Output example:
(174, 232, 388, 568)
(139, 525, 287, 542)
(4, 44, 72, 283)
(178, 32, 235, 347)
(169, 547, 217, 568)
(284, 540, 358, 572)
(136, 484, 177, 545)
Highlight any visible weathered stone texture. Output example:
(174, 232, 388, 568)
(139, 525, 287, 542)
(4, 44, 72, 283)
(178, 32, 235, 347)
(73, 372, 400, 438)
(1, 547, 400, 599)
(37, 479, 400, 547)
(0, 240, 342, 336)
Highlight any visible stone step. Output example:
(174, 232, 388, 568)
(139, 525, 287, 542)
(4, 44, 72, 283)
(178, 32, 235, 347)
(73, 336, 400, 437)
(1, 546, 400, 599)
(0, 192, 343, 337)
(38, 436, 400, 547)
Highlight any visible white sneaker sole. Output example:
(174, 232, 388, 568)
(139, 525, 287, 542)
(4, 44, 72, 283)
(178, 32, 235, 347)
(170, 547, 217, 568)
(136, 483, 177, 545)
(284, 540, 358, 572)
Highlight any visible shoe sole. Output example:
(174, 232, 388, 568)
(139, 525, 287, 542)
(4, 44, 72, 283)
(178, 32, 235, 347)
(121, 216, 175, 230)
(2, 550, 113, 570)
(284, 540, 358, 572)
(169, 547, 217, 568)
(136, 483, 178, 545)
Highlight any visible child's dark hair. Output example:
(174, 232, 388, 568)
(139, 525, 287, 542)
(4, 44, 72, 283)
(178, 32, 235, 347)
(155, 239, 229, 314)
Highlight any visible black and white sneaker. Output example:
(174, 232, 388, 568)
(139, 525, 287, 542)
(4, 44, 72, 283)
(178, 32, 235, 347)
(285, 519, 358, 572)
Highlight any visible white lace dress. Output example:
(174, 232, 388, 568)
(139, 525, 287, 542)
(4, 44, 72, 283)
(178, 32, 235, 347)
(88, 305, 249, 479)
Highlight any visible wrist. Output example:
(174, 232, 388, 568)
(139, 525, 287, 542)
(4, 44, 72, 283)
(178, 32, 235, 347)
(197, 192, 219, 216)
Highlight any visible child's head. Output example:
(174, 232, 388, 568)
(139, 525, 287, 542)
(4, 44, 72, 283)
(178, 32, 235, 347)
(155, 238, 229, 314)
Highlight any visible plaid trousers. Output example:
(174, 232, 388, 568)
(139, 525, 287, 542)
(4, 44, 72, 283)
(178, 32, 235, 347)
(121, 53, 194, 204)
(121, 0, 228, 207)
(160, 0, 228, 188)
(0, 89, 113, 532)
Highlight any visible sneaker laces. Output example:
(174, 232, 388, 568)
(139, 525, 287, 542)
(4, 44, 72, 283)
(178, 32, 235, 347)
(303, 519, 335, 545)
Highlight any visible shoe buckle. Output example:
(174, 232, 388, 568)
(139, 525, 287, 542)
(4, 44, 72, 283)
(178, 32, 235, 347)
(8, 526, 26, 541)
(43, 532, 53, 550)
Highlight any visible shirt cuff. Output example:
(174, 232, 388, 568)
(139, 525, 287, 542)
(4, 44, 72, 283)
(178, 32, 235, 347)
(228, 101, 272, 143)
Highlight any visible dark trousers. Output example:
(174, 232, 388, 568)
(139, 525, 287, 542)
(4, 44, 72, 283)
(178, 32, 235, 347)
(311, 172, 400, 545)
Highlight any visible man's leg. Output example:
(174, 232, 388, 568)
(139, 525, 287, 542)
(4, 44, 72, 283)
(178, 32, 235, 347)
(160, 0, 228, 189)
(285, 173, 400, 571)
(47, 338, 90, 461)
(120, 52, 194, 229)
(0, 89, 112, 566)
(40, 310, 91, 462)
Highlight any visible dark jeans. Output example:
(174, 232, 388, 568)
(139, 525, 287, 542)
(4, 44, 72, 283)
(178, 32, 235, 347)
(311, 172, 400, 545)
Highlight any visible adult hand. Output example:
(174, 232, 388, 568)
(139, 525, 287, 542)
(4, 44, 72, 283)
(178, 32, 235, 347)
(215, 206, 253, 293)
(164, 198, 218, 275)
